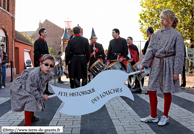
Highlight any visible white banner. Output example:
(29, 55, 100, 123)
(50, 70, 134, 116)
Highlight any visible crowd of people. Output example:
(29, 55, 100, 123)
(9, 9, 186, 127)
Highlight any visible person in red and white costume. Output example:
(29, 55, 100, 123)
(127, 37, 139, 66)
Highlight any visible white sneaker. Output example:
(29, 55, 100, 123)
(140, 115, 158, 122)
(1, 86, 4, 89)
(158, 115, 169, 126)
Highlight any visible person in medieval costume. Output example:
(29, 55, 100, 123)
(10, 54, 55, 126)
(65, 27, 90, 88)
(140, 9, 185, 126)
(34, 28, 53, 95)
(107, 28, 128, 70)
(143, 27, 154, 55)
(127, 37, 139, 66)
(89, 28, 105, 77)
(126, 36, 142, 93)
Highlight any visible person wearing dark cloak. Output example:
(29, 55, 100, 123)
(127, 37, 141, 93)
(107, 28, 128, 70)
(65, 27, 90, 88)
(34, 28, 53, 95)
(89, 35, 104, 77)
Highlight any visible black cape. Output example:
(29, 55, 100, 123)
(107, 37, 128, 61)
(107, 37, 128, 69)
(128, 44, 139, 66)
(65, 36, 90, 79)
(34, 38, 49, 67)
(143, 39, 150, 55)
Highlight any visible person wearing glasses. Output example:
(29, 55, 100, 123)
(34, 28, 53, 95)
(10, 54, 55, 126)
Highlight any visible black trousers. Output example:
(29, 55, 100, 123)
(58, 77, 61, 82)
(181, 66, 186, 87)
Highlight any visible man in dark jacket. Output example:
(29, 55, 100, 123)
(107, 28, 128, 70)
(89, 35, 104, 76)
(143, 27, 154, 55)
(34, 28, 52, 95)
(65, 27, 90, 88)
(34, 28, 49, 67)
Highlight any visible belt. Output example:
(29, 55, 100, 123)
(73, 54, 85, 56)
(154, 54, 175, 91)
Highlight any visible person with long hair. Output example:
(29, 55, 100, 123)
(140, 9, 185, 126)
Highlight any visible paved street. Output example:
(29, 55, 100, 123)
(0, 76, 194, 134)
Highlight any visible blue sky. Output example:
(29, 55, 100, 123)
(15, 0, 145, 49)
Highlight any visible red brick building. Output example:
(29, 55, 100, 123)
(0, 0, 15, 76)
(31, 20, 64, 51)
(15, 30, 33, 74)
(0, 0, 34, 76)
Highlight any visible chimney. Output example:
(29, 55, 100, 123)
(39, 20, 42, 28)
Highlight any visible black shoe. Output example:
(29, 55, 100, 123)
(133, 89, 142, 94)
(180, 84, 186, 87)
(44, 91, 53, 95)
(31, 115, 39, 122)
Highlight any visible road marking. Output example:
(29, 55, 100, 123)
(0, 98, 10, 105)
(46, 102, 81, 134)
(174, 92, 194, 103)
(106, 96, 156, 134)
(137, 94, 194, 132)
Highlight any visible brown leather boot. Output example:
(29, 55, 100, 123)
(31, 115, 39, 122)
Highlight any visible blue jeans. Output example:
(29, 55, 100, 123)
(2, 65, 6, 86)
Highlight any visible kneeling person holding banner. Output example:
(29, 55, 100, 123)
(10, 54, 55, 126)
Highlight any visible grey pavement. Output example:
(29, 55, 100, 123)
(0, 83, 12, 97)
(0, 76, 194, 134)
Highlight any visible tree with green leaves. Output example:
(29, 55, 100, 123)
(20, 31, 35, 44)
(139, 0, 194, 47)
(48, 47, 57, 56)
